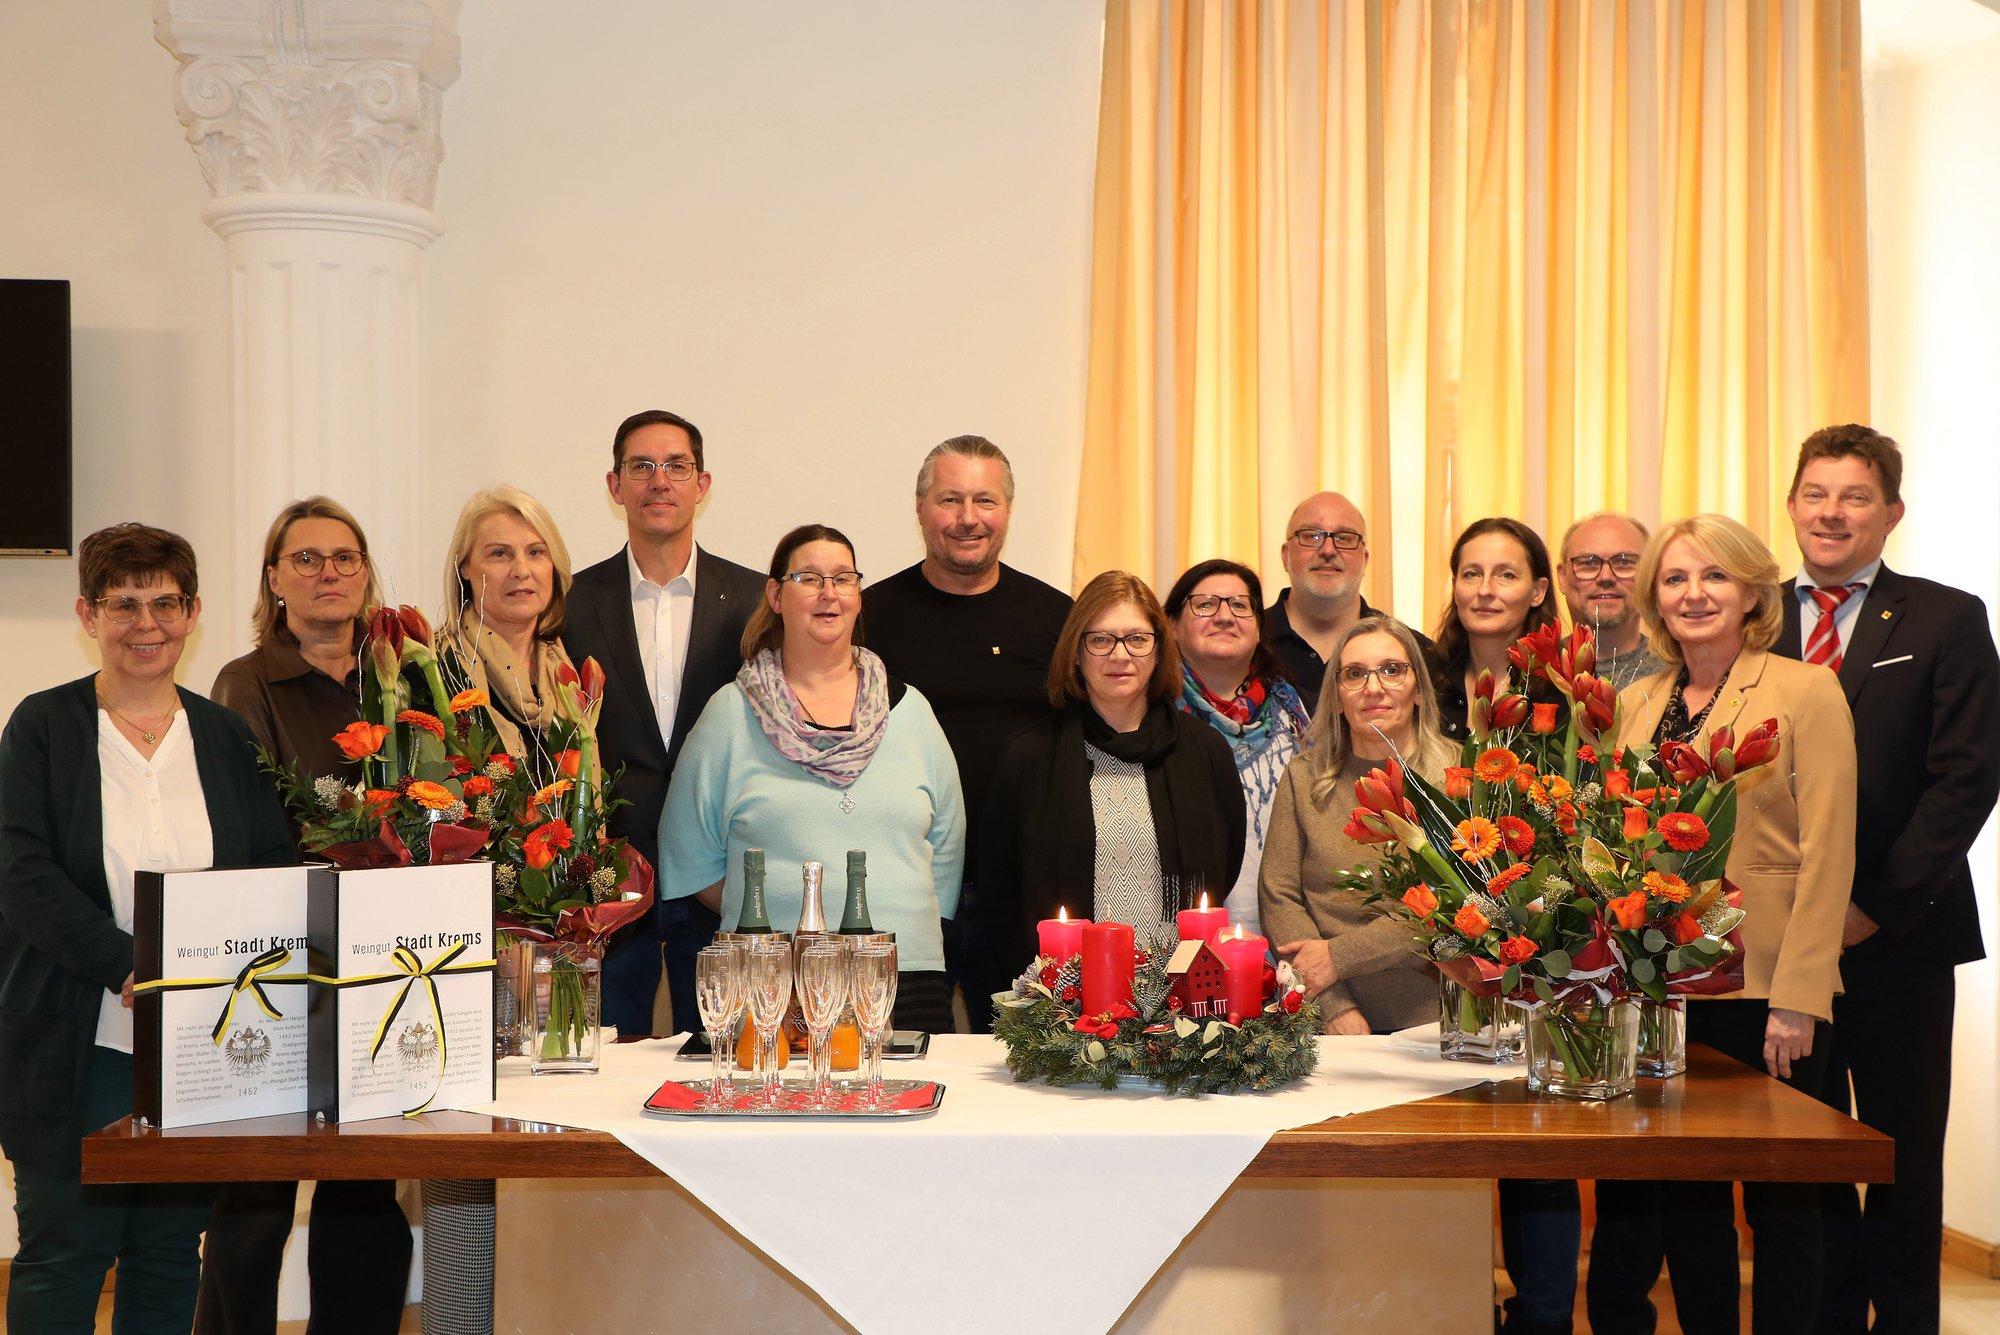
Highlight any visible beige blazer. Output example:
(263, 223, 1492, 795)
(1617, 650, 1857, 1021)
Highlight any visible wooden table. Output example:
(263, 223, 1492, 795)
(85, 1046, 1888, 1182)
(83, 1046, 1888, 1333)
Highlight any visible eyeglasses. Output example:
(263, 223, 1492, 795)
(618, 457, 701, 484)
(1185, 594, 1255, 619)
(95, 594, 193, 625)
(1082, 631, 1158, 657)
(1290, 527, 1365, 551)
(1336, 660, 1415, 691)
(1566, 552, 1640, 579)
(280, 549, 367, 577)
(781, 571, 864, 593)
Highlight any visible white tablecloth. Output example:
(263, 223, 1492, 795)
(473, 1032, 1517, 1335)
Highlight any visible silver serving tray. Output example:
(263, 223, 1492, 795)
(642, 1077, 945, 1120)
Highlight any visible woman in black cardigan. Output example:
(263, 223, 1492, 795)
(0, 524, 292, 1334)
(980, 570, 1244, 975)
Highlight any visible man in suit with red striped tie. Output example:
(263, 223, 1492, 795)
(1779, 424, 2000, 1335)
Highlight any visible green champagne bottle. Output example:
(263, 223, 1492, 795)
(735, 847, 772, 933)
(837, 848, 874, 934)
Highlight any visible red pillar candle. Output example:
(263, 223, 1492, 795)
(1078, 921, 1136, 1015)
(1213, 925, 1271, 1022)
(1037, 906, 1091, 962)
(1175, 892, 1229, 945)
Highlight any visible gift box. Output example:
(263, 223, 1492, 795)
(133, 865, 313, 1128)
(306, 861, 496, 1121)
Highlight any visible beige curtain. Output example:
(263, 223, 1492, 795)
(1075, 0, 1869, 622)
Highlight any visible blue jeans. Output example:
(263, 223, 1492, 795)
(1499, 1177, 1580, 1333)
(9, 1046, 213, 1335)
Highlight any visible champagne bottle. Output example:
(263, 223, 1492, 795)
(786, 861, 828, 1053)
(837, 849, 874, 934)
(735, 848, 772, 933)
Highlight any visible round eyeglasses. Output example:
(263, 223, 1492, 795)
(281, 549, 367, 577)
(1082, 631, 1158, 657)
(1185, 594, 1254, 618)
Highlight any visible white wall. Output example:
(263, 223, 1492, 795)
(1863, 16, 2000, 1245)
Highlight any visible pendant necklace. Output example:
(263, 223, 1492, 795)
(99, 692, 178, 745)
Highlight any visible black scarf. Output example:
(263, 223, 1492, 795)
(1032, 699, 1239, 919)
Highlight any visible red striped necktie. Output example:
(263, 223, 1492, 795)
(1804, 583, 1862, 670)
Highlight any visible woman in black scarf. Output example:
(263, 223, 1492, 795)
(980, 571, 1243, 973)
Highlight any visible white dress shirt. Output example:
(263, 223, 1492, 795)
(628, 546, 700, 751)
(96, 710, 212, 1052)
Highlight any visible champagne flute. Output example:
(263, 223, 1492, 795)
(848, 941, 899, 1108)
(745, 938, 794, 1107)
(693, 945, 742, 1107)
(796, 940, 849, 1109)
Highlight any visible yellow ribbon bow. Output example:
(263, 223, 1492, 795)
(311, 943, 494, 1117)
(132, 946, 309, 1044)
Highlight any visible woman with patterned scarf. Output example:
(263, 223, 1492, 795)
(657, 524, 966, 1034)
(1163, 560, 1310, 937)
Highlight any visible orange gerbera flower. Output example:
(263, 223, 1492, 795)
(523, 819, 574, 871)
(334, 721, 388, 761)
(526, 778, 574, 816)
(1488, 862, 1532, 895)
(1453, 903, 1491, 938)
(1499, 935, 1539, 966)
(1642, 871, 1692, 903)
(1528, 774, 1573, 805)
(397, 710, 446, 740)
(448, 688, 490, 713)
(1400, 884, 1438, 917)
(1496, 815, 1536, 858)
(407, 780, 457, 811)
(1657, 812, 1711, 852)
(1452, 817, 1502, 861)
(1473, 748, 1520, 784)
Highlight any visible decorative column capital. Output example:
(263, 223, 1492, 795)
(154, 0, 461, 211)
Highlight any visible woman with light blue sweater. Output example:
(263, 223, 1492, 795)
(658, 523, 966, 1032)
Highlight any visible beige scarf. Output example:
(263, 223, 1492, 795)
(448, 609, 573, 760)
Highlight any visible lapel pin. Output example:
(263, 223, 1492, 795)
(991, 646, 1001, 655)
(1880, 610, 1891, 620)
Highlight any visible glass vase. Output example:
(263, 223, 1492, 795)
(1526, 995, 1640, 1100)
(1438, 976, 1524, 1063)
(530, 940, 603, 1075)
(1635, 997, 1687, 1078)
(493, 936, 534, 1059)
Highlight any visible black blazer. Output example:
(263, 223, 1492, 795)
(561, 546, 766, 849)
(0, 675, 294, 1173)
(1777, 565, 2000, 980)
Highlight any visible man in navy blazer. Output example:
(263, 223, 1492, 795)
(562, 409, 765, 1037)
(1777, 424, 2000, 1335)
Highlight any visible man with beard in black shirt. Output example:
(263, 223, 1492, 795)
(865, 436, 1071, 1029)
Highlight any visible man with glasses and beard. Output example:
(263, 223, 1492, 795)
(864, 435, 1071, 1029)
(1267, 492, 1433, 710)
(1555, 511, 1664, 690)
(563, 409, 766, 1038)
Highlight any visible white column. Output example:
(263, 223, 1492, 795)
(155, 0, 459, 602)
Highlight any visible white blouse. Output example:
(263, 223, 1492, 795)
(96, 710, 212, 1052)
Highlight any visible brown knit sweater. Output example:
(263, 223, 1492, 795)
(1257, 741, 1452, 1032)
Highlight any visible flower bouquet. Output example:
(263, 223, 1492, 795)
(1342, 624, 1768, 1099)
(992, 926, 1320, 1095)
(266, 606, 505, 867)
(486, 659, 655, 1070)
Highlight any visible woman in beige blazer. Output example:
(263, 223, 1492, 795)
(1589, 514, 1856, 1335)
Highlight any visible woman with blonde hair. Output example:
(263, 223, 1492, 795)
(980, 571, 1243, 970)
(1259, 615, 1451, 1035)
(438, 485, 577, 760)
(1590, 513, 1857, 1335)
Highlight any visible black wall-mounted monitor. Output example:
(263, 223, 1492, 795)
(0, 278, 74, 556)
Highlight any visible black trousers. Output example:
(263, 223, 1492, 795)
(1588, 999, 1831, 1335)
(1814, 962, 1958, 1335)
(194, 1179, 411, 1335)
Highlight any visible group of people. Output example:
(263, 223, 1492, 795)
(0, 416, 1992, 1335)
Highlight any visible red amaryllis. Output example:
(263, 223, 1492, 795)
(1709, 718, 1781, 780)
(1572, 672, 1619, 745)
(552, 658, 608, 729)
(1343, 759, 1422, 846)
(1073, 1001, 1137, 1038)
(1657, 741, 1711, 784)
(1509, 623, 1596, 697)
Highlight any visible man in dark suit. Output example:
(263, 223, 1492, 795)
(1777, 424, 2000, 1335)
(562, 409, 766, 1037)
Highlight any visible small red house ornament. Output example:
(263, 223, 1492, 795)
(1165, 939, 1231, 1019)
